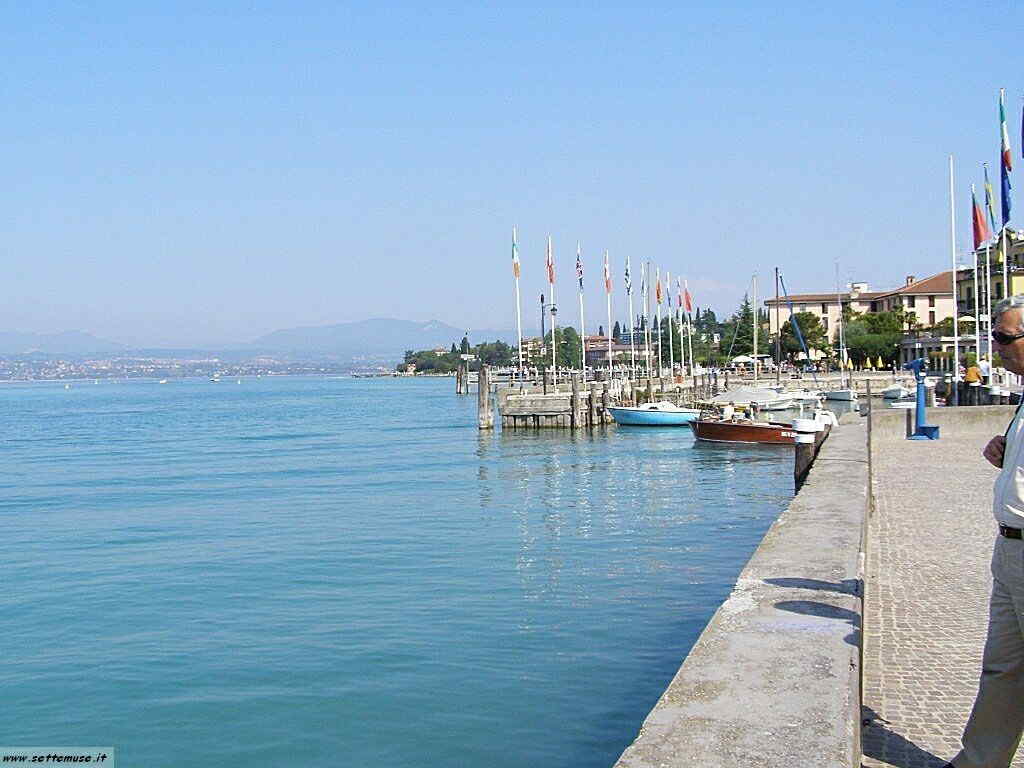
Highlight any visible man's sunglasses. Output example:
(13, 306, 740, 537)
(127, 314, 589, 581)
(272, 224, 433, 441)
(992, 329, 1024, 345)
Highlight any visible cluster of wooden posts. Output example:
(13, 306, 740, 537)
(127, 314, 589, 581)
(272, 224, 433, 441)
(462, 366, 728, 431)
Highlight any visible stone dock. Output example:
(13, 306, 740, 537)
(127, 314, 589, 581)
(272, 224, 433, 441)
(862, 406, 1023, 768)
(610, 402, 1022, 767)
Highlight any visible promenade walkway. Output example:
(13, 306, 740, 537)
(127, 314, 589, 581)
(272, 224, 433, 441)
(863, 407, 1023, 767)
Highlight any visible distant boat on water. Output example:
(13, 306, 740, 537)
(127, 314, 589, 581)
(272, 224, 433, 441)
(608, 401, 701, 426)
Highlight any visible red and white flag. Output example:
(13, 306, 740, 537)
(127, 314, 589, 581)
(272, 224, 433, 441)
(545, 236, 555, 285)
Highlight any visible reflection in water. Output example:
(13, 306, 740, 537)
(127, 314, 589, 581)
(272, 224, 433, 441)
(491, 423, 794, 607)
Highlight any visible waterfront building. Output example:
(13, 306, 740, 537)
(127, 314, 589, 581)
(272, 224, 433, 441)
(763, 270, 955, 343)
(955, 227, 1024, 316)
(898, 331, 980, 368)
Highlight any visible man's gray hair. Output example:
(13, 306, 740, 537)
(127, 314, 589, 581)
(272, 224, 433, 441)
(993, 295, 1024, 327)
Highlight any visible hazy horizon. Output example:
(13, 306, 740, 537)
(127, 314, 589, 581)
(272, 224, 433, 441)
(4, 1, 1021, 347)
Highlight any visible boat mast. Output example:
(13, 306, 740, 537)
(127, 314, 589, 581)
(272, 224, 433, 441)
(752, 273, 758, 386)
(835, 262, 847, 389)
(774, 267, 781, 386)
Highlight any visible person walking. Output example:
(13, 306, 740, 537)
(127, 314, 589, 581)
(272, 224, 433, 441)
(950, 296, 1024, 767)
(965, 361, 984, 406)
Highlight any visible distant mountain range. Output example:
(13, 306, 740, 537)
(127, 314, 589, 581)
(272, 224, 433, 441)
(0, 319, 519, 359)
(251, 318, 516, 356)
(0, 330, 127, 356)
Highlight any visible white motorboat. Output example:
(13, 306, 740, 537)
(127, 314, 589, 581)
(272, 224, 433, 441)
(824, 388, 858, 401)
(881, 384, 911, 400)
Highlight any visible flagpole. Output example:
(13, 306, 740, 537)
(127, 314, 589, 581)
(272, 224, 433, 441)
(626, 256, 637, 381)
(666, 270, 674, 379)
(676, 279, 686, 376)
(577, 242, 586, 383)
(513, 227, 524, 381)
(655, 267, 663, 377)
(950, 155, 960, 405)
(605, 251, 613, 381)
(547, 236, 557, 386)
(985, 162, 997, 363)
(686, 303, 695, 378)
(986, 240, 993, 361)
(972, 186, 981, 364)
(643, 262, 652, 378)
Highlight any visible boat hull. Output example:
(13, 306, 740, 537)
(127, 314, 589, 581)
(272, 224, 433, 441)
(690, 419, 797, 444)
(824, 389, 857, 401)
(608, 407, 700, 426)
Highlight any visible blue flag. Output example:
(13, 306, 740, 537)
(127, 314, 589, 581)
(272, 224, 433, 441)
(1002, 159, 1012, 226)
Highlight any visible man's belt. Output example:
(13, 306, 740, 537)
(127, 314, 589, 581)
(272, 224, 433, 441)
(1000, 523, 1023, 539)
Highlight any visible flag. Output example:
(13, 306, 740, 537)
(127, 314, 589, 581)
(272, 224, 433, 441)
(1001, 89, 1013, 225)
(512, 227, 520, 278)
(624, 254, 632, 295)
(973, 185, 992, 249)
(1001, 89, 1014, 172)
(546, 236, 555, 284)
(1002, 159, 1013, 226)
(683, 280, 693, 313)
(603, 251, 612, 294)
(655, 269, 663, 304)
(676, 277, 683, 309)
(984, 163, 998, 232)
(640, 263, 647, 298)
(575, 243, 583, 291)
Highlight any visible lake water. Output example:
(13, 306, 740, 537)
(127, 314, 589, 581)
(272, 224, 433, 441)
(0, 376, 795, 767)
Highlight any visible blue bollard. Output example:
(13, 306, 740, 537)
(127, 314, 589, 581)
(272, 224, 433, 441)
(904, 358, 939, 440)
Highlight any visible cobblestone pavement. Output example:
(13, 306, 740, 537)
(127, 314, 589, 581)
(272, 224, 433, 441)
(862, 418, 1024, 767)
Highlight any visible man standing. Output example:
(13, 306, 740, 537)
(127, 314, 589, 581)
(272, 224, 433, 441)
(952, 296, 1024, 767)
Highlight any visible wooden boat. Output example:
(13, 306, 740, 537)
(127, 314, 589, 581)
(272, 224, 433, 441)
(689, 417, 798, 444)
(608, 401, 701, 426)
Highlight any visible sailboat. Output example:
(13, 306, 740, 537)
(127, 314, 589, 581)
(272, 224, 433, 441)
(824, 269, 857, 402)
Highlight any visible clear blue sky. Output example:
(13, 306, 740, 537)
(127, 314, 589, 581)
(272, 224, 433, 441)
(2, 0, 1022, 346)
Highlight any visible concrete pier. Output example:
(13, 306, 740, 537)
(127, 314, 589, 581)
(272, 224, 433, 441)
(862, 406, 1022, 767)
(613, 416, 865, 767)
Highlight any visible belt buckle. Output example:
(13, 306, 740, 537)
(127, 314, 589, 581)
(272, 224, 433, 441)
(1001, 524, 1022, 539)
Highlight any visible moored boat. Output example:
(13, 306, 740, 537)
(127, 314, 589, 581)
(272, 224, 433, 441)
(824, 388, 858, 401)
(689, 417, 798, 444)
(881, 384, 911, 399)
(608, 401, 701, 426)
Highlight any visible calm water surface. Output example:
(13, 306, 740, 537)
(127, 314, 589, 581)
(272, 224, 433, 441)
(1, 377, 794, 767)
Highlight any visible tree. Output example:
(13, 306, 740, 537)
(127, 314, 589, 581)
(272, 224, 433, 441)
(612, 320, 621, 340)
(844, 311, 904, 367)
(544, 326, 582, 369)
(460, 335, 471, 354)
(598, 325, 604, 337)
(779, 312, 829, 359)
(449, 343, 458, 354)
(723, 294, 755, 357)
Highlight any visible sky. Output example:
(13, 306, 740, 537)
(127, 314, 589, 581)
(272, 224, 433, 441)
(3, 0, 1023, 347)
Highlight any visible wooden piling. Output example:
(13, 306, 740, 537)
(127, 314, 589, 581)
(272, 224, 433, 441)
(570, 375, 580, 430)
(601, 383, 610, 424)
(477, 366, 493, 429)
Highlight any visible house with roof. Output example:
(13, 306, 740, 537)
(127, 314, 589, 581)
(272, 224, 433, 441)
(763, 270, 955, 346)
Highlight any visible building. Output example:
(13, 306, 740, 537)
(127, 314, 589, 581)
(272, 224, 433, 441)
(956, 227, 1024, 317)
(898, 332, 980, 367)
(763, 270, 955, 344)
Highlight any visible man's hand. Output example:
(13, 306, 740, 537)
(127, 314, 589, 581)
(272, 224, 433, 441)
(984, 435, 1007, 468)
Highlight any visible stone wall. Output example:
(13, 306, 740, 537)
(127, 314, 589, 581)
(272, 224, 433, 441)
(612, 418, 867, 768)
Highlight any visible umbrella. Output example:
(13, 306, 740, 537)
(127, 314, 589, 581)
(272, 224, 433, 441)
(876, 356, 884, 368)
(731, 355, 755, 364)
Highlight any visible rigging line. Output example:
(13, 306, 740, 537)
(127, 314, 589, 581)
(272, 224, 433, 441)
(778, 273, 819, 387)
